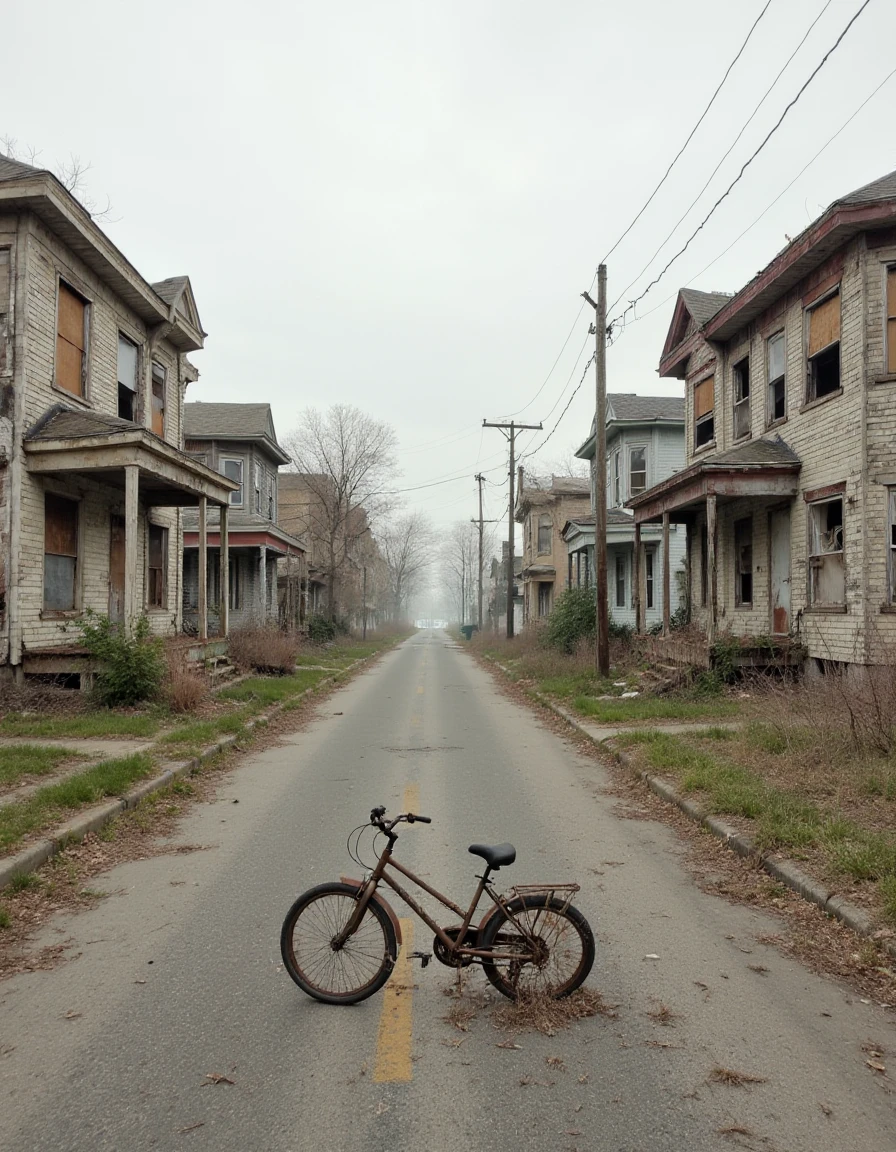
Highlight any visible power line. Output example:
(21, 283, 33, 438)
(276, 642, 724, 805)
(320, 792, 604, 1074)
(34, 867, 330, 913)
(522, 351, 596, 460)
(607, 0, 875, 331)
(600, 0, 773, 267)
(395, 459, 506, 493)
(608, 0, 833, 314)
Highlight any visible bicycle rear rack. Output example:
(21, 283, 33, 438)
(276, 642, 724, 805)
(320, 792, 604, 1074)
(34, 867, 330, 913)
(510, 883, 580, 913)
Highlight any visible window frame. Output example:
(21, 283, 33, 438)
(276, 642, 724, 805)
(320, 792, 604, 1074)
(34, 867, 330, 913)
(734, 517, 753, 607)
(885, 265, 896, 376)
(766, 330, 786, 427)
(628, 444, 647, 498)
(147, 522, 169, 610)
(537, 581, 552, 617)
(805, 288, 842, 404)
(536, 513, 552, 555)
(613, 450, 621, 505)
(615, 552, 626, 608)
(220, 456, 244, 506)
(645, 549, 655, 610)
(43, 492, 80, 613)
(150, 360, 167, 437)
(117, 332, 139, 422)
(808, 496, 845, 606)
(254, 462, 262, 514)
(732, 356, 751, 440)
(889, 489, 896, 604)
(268, 473, 276, 521)
(693, 373, 715, 450)
(55, 278, 90, 401)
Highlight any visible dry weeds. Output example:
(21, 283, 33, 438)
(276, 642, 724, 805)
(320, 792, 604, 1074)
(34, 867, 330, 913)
(490, 987, 617, 1036)
(708, 1066, 768, 1087)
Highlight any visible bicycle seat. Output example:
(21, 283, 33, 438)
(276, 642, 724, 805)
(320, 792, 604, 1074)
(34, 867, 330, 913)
(468, 842, 516, 869)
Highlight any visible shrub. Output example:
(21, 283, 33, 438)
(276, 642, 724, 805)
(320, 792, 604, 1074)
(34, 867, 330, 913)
(164, 652, 209, 713)
(228, 624, 300, 674)
(77, 612, 164, 707)
(308, 614, 337, 644)
(545, 587, 595, 654)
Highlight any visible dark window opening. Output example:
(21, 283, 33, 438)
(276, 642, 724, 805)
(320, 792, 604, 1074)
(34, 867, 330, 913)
(809, 497, 845, 605)
(806, 293, 841, 402)
(733, 357, 750, 439)
(646, 551, 655, 610)
(808, 343, 840, 400)
(767, 331, 786, 424)
(148, 524, 168, 608)
(734, 518, 753, 606)
(117, 334, 138, 421)
(615, 554, 626, 608)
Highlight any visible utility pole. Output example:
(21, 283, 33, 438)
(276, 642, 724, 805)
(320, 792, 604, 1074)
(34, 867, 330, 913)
(471, 473, 500, 632)
(582, 265, 610, 676)
(483, 419, 542, 639)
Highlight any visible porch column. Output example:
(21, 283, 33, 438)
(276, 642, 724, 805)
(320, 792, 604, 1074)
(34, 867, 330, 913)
(124, 465, 139, 635)
(198, 497, 208, 642)
(633, 521, 643, 634)
(258, 544, 268, 621)
(662, 512, 671, 637)
(219, 503, 230, 638)
(706, 494, 718, 645)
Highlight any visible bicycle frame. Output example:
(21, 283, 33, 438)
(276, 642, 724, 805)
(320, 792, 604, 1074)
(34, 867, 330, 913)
(337, 836, 542, 963)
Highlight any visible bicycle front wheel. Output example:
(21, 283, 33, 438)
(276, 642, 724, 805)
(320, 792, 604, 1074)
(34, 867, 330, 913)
(480, 895, 595, 1000)
(280, 882, 397, 1005)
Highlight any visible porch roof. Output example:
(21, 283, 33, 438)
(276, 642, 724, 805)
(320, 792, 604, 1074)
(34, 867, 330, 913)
(627, 436, 801, 524)
(24, 406, 237, 507)
(184, 523, 306, 557)
(521, 563, 556, 578)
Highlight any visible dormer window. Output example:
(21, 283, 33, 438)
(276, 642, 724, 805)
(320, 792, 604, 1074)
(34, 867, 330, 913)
(694, 375, 714, 448)
(806, 291, 841, 401)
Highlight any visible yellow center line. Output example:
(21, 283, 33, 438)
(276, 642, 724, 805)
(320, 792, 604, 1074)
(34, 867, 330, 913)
(373, 782, 419, 1083)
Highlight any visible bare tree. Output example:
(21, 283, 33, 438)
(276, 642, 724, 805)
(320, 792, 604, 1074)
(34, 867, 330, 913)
(283, 405, 398, 622)
(377, 511, 435, 621)
(1, 136, 116, 221)
(440, 522, 478, 625)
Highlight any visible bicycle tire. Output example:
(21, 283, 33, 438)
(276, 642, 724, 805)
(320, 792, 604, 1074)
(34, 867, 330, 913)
(280, 881, 397, 1005)
(480, 895, 595, 1000)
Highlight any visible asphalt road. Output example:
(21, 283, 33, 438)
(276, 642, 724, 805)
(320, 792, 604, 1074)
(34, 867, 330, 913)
(2, 630, 894, 1151)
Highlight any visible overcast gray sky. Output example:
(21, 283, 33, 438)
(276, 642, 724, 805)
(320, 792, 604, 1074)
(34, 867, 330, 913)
(5, 0, 895, 544)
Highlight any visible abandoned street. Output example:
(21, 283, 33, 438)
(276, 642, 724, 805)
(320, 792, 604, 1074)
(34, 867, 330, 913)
(1, 631, 894, 1151)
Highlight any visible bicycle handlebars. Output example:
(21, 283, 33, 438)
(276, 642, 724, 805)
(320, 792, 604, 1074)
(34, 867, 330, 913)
(370, 807, 432, 831)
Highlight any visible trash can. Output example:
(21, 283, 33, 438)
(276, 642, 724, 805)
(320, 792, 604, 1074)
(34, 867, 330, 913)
(460, 624, 479, 641)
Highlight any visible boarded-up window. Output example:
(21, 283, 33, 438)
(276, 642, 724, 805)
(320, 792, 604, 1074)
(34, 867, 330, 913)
(537, 514, 552, 554)
(56, 282, 87, 397)
(767, 331, 786, 423)
(809, 497, 845, 605)
(221, 457, 243, 505)
(629, 446, 647, 496)
(147, 524, 168, 608)
(734, 517, 753, 606)
(44, 494, 78, 610)
(887, 269, 896, 374)
(733, 357, 750, 440)
(694, 375, 714, 448)
(118, 334, 138, 421)
(806, 292, 841, 401)
(151, 362, 166, 436)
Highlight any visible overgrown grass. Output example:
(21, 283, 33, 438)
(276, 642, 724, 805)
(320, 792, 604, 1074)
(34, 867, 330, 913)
(218, 669, 332, 707)
(0, 712, 160, 739)
(157, 709, 253, 747)
(572, 696, 738, 723)
(0, 744, 85, 787)
(0, 753, 154, 852)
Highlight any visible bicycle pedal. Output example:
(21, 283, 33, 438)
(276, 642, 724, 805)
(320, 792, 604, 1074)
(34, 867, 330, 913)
(410, 951, 431, 968)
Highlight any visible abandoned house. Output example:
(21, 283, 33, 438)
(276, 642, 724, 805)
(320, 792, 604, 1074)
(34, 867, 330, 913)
(628, 167, 896, 670)
(514, 471, 590, 626)
(566, 394, 686, 629)
(181, 403, 307, 633)
(0, 154, 237, 685)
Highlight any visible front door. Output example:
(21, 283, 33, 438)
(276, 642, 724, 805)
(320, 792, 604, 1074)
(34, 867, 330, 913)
(109, 515, 126, 623)
(769, 508, 791, 635)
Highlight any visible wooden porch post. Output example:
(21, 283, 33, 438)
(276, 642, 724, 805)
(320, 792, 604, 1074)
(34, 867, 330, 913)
(706, 494, 717, 646)
(633, 521, 643, 634)
(258, 544, 268, 622)
(662, 512, 671, 637)
(198, 497, 208, 642)
(220, 503, 230, 638)
(124, 465, 139, 635)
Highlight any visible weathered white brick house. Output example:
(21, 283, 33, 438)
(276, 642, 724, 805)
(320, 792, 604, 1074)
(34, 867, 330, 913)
(629, 169, 896, 670)
(181, 403, 306, 632)
(0, 154, 235, 683)
(514, 473, 591, 625)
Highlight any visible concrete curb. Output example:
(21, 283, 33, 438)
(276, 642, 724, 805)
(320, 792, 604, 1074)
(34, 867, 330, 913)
(477, 653, 896, 961)
(0, 653, 380, 892)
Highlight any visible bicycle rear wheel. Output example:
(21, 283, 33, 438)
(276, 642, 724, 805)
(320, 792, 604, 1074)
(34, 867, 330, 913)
(480, 895, 594, 1000)
(280, 882, 397, 1005)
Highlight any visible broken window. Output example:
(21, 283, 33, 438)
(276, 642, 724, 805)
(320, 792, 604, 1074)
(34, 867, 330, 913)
(537, 582, 552, 617)
(767, 331, 785, 424)
(646, 550, 655, 610)
(887, 268, 896, 374)
(117, 334, 138, 421)
(56, 281, 88, 397)
(733, 357, 750, 440)
(537, 514, 552, 554)
(806, 292, 841, 401)
(147, 524, 168, 608)
(44, 493, 78, 611)
(629, 446, 647, 497)
(694, 375, 714, 448)
(220, 457, 243, 505)
(809, 497, 845, 605)
(151, 361, 166, 436)
(615, 553, 626, 608)
(734, 517, 753, 606)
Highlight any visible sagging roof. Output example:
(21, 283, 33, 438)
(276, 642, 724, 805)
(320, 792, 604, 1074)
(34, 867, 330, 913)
(27, 405, 139, 441)
(183, 402, 290, 465)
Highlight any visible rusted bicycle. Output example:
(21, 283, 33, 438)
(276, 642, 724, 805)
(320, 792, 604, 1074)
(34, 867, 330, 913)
(280, 806, 595, 1005)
